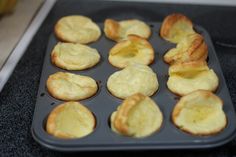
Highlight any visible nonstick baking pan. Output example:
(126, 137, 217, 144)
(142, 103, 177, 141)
(31, 19, 236, 151)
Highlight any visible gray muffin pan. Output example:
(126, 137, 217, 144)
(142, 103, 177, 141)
(31, 23, 236, 151)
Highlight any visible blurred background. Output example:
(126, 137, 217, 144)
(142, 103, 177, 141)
(0, 0, 43, 69)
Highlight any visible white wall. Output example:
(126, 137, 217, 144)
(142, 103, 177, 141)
(106, 0, 236, 6)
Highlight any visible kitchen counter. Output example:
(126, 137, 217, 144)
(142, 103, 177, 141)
(0, 0, 236, 156)
(0, 0, 43, 69)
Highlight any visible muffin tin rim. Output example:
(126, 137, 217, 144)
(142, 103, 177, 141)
(31, 22, 236, 151)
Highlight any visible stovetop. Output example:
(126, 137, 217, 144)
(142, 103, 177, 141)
(0, 0, 236, 156)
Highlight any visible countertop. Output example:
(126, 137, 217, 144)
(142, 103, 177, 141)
(0, 0, 43, 69)
(0, 0, 236, 156)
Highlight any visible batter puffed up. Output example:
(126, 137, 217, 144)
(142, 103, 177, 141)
(164, 33, 208, 64)
(55, 15, 101, 44)
(160, 13, 195, 43)
(51, 42, 100, 70)
(108, 35, 154, 68)
(46, 102, 96, 139)
(107, 64, 159, 99)
(111, 93, 163, 138)
(104, 19, 151, 42)
(172, 90, 227, 136)
(167, 61, 219, 96)
(47, 72, 98, 101)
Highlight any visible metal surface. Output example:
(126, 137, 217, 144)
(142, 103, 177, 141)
(31, 23, 236, 151)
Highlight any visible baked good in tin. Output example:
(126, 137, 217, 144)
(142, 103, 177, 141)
(111, 93, 163, 138)
(46, 72, 98, 101)
(51, 42, 100, 70)
(104, 19, 151, 42)
(108, 35, 154, 68)
(164, 33, 208, 64)
(167, 61, 219, 96)
(172, 90, 227, 136)
(107, 63, 159, 99)
(160, 13, 195, 43)
(46, 101, 96, 139)
(55, 15, 101, 44)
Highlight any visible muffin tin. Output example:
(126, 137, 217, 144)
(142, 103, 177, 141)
(31, 23, 236, 151)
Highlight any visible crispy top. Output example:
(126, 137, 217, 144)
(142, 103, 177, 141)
(55, 15, 101, 44)
(160, 13, 195, 43)
(108, 35, 154, 68)
(172, 90, 226, 136)
(104, 19, 151, 41)
(111, 93, 163, 137)
(46, 101, 95, 139)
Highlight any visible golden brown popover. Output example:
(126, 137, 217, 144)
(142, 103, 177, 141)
(108, 35, 154, 68)
(172, 90, 227, 136)
(104, 19, 151, 42)
(164, 33, 208, 64)
(107, 64, 159, 99)
(160, 13, 195, 43)
(55, 15, 101, 44)
(46, 101, 96, 139)
(167, 61, 219, 96)
(111, 93, 163, 138)
(51, 42, 100, 70)
(47, 72, 98, 101)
